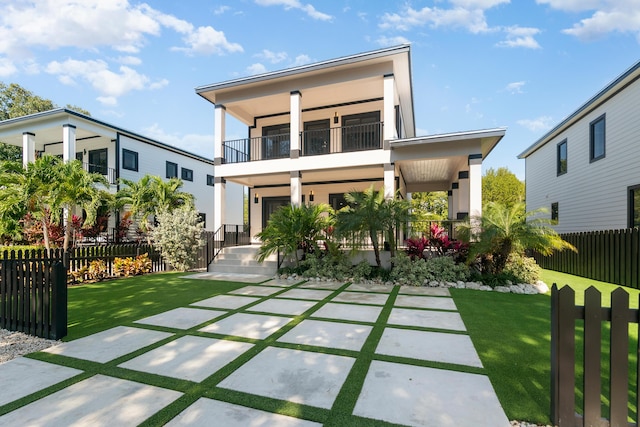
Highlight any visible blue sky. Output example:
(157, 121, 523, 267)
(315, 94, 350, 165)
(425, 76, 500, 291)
(1, 0, 639, 180)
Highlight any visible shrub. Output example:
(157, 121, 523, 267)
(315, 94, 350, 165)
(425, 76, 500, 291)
(405, 236, 428, 260)
(503, 253, 541, 284)
(351, 259, 373, 281)
(301, 252, 351, 280)
(389, 253, 469, 285)
(114, 253, 152, 277)
(88, 259, 108, 281)
(152, 206, 204, 271)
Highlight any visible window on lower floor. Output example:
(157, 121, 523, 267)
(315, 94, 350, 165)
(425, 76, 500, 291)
(166, 161, 178, 178)
(198, 213, 206, 228)
(75, 152, 83, 162)
(629, 185, 640, 228)
(551, 202, 559, 223)
(557, 139, 567, 176)
(206, 174, 215, 186)
(181, 167, 193, 182)
(122, 149, 138, 171)
(590, 114, 606, 162)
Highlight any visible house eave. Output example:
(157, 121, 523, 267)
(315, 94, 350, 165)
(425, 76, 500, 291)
(390, 127, 506, 158)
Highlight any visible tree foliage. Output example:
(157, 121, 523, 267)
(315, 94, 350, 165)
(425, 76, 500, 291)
(410, 191, 448, 221)
(153, 205, 204, 271)
(482, 167, 525, 209)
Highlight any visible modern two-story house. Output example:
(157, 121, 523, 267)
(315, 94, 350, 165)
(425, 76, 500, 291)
(196, 44, 505, 240)
(518, 59, 640, 233)
(0, 108, 244, 235)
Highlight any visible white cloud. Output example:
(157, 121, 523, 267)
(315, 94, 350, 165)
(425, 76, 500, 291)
(376, 36, 412, 46)
(254, 0, 333, 21)
(97, 96, 118, 106)
(379, 5, 498, 34)
(517, 116, 554, 131)
(143, 123, 213, 158)
(536, 0, 604, 12)
(255, 49, 288, 63)
(497, 26, 542, 49)
(505, 81, 526, 94)
(214, 6, 231, 14)
(172, 26, 243, 56)
(117, 56, 142, 66)
(247, 63, 268, 75)
(292, 54, 312, 66)
(0, 56, 17, 76)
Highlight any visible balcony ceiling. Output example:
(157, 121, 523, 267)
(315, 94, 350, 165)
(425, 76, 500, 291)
(228, 164, 383, 188)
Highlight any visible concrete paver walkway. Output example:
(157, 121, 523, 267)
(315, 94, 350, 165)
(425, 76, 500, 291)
(0, 276, 510, 426)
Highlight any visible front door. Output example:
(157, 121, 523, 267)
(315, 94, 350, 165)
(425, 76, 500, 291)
(262, 196, 290, 230)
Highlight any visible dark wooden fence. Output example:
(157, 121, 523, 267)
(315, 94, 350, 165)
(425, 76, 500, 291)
(551, 284, 638, 426)
(534, 228, 640, 289)
(0, 250, 67, 339)
(68, 244, 165, 275)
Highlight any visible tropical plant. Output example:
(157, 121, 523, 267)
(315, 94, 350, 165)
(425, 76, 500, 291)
(257, 203, 334, 267)
(458, 202, 576, 276)
(152, 205, 204, 271)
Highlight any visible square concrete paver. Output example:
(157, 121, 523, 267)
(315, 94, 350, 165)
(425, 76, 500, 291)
(191, 294, 259, 310)
(398, 286, 451, 296)
(331, 291, 389, 306)
(260, 278, 303, 288)
(185, 272, 271, 283)
(119, 335, 253, 382)
(376, 328, 483, 367)
(0, 358, 83, 407)
(311, 303, 382, 323)
(43, 326, 173, 363)
(278, 319, 373, 351)
(229, 285, 284, 297)
(0, 374, 182, 427)
(199, 313, 292, 339)
(299, 281, 345, 290)
(354, 361, 509, 427)
(276, 289, 333, 301)
(134, 307, 226, 330)
(218, 347, 355, 409)
(247, 299, 317, 316)
(166, 398, 322, 427)
(346, 283, 395, 293)
(388, 308, 467, 331)
(394, 295, 457, 311)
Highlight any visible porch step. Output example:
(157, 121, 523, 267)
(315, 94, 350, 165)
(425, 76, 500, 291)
(208, 245, 278, 276)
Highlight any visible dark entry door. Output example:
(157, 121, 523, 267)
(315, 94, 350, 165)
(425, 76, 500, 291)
(262, 196, 290, 230)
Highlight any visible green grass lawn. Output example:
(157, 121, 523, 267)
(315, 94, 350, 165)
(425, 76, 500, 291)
(454, 269, 640, 425)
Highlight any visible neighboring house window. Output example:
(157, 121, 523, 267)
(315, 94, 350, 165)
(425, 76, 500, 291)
(88, 148, 108, 175)
(198, 213, 206, 228)
(262, 124, 290, 160)
(181, 167, 193, 181)
(629, 185, 640, 228)
(206, 174, 215, 186)
(166, 161, 178, 178)
(557, 139, 567, 176)
(75, 152, 83, 162)
(551, 202, 559, 223)
(122, 149, 138, 171)
(590, 114, 606, 162)
(341, 111, 381, 152)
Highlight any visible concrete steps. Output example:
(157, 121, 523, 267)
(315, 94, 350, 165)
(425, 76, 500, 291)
(208, 245, 278, 276)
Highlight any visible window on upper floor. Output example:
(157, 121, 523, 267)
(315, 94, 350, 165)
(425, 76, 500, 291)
(88, 148, 108, 175)
(557, 139, 567, 176)
(590, 114, 606, 162)
(181, 167, 193, 182)
(122, 149, 138, 172)
(551, 202, 559, 224)
(262, 124, 290, 160)
(629, 185, 640, 228)
(206, 174, 215, 186)
(341, 111, 381, 152)
(166, 161, 178, 178)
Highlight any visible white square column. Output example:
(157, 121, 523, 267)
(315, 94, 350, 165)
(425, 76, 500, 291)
(383, 74, 396, 142)
(468, 154, 483, 229)
(457, 171, 470, 219)
(22, 132, 36, 167)
(213, 177, 226, 232)
(291, 171, 302, 206)
(214, 105, 226, 165)
(62, 124, 76, 163)
(447, 190, 453, 220)
(384, 163, 395, 200)
(290, 91, 301, 157)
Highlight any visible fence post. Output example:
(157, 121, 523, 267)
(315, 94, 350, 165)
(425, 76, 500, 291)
(50, 262, 67, 340)
(551, 284, 576, 426)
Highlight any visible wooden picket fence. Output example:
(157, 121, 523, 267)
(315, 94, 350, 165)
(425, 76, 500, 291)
(68, 244, 165, 276)
(551, 284, 639, 426)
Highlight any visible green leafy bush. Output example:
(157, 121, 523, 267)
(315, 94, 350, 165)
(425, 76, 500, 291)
(389, 253, 469, 285)
(301, 251, 351, 280)
(351, 259, 373, 281)
(88, 259, 108, 281)
(114, 253, 152, 277)
(503, 253, 541, 284)
(153, 206, 204, 271)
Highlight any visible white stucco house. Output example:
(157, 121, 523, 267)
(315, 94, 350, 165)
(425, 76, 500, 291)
(518, 59, 640, 233)
(196, 44, 505, 241)
(0, 108, 244, 236)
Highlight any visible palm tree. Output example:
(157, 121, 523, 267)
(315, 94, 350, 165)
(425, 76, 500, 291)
(380, 196, 412, 261)
(151, 176, 194, 211)
(256, 203, 333, 267)
(458, 202, 576, 275)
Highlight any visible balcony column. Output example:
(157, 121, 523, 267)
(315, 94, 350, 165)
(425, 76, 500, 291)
(383, 73, 396, 145)
(62, 124, 76, 163)
(291, 171, 302, 206)
(447, 190, 453, 220)
(214, 105, 226, 165)
(468, 154, 483, 232)
(383, 163, 395, 200)
(22, 132, 36, 167)
(450, 183, 459, 220)
(290, 90, 301, 158)
(214, 177, 226, 232)
(457, 171, 469, 220)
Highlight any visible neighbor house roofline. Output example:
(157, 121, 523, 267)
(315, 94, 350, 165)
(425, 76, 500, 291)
(0, 108, 214, 164)
(518, 58, 640, 159)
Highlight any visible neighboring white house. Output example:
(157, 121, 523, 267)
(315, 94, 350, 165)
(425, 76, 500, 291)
(195, 44, 505, 240)
(518, 59, 640, 233)
(0, 108, 244, 235)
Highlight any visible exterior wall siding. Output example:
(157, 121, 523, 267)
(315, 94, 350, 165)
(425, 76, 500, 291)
(525, 78, 640, 233)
